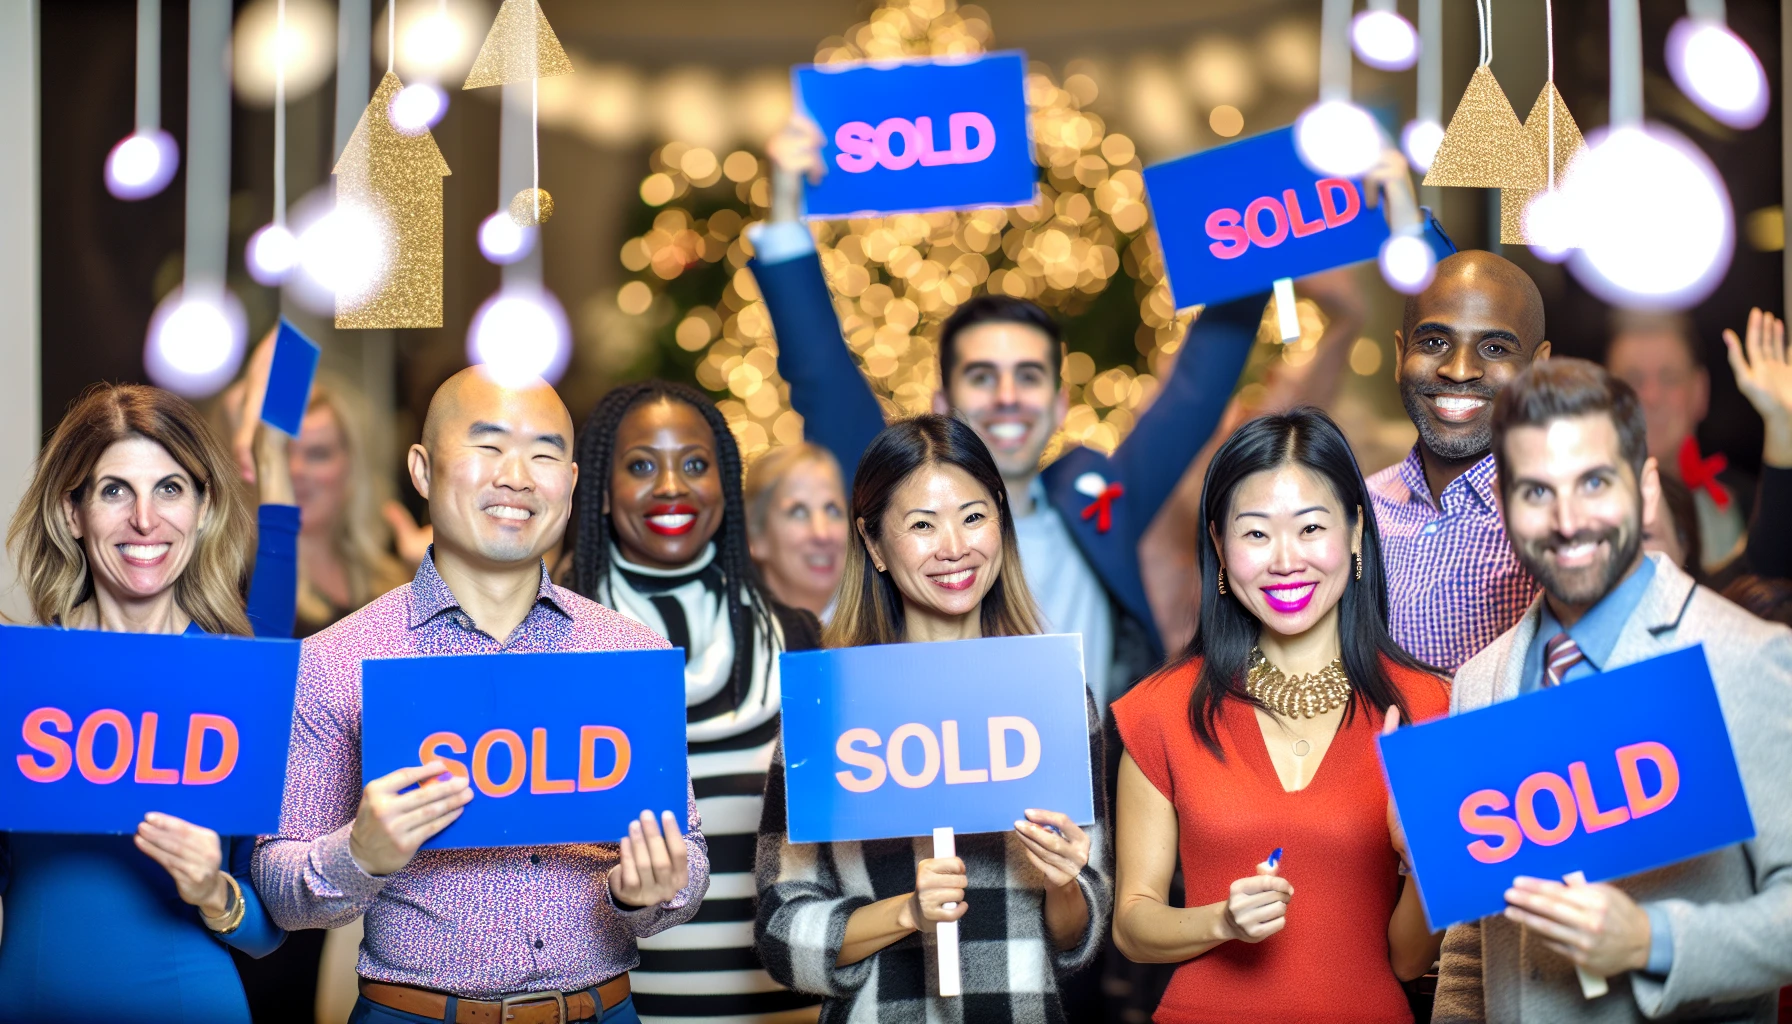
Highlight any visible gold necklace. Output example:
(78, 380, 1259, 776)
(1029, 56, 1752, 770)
(1245, 647, 1352, 721)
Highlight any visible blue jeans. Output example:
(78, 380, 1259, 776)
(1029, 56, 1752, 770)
(347, 993, 640, 1024)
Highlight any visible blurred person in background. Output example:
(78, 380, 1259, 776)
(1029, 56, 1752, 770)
(1722, 307, 1792, 582)
(0, 382, 294, 1021)
(1605, 311, 1751, 572)
(744, 442, 848, 621)
(572, 380, 824, 1024)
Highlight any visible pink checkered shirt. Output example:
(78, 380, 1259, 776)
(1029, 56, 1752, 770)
(1367, 448, 1538, 674)
(251, 553, 708, 999)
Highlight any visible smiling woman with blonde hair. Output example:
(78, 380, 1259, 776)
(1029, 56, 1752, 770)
(0, 381, 295, 1021)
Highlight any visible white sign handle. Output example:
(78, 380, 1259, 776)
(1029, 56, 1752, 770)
(1273, 277, 1301, 342)
(1562, 871, 1609, 1000)
(933, 826, 961, 998)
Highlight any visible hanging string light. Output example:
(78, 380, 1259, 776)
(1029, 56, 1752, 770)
(247, 0, 298, 284)
(106, 0, 180, 200)
(1400, 0, 1443, 172)
(1666, 0, 1768, 130)
(1508, 0, 1586, 257)
(1351, 0, 1418, 72)
(1558, 0, 1733, 308)
(1295, 0, 1383, 178)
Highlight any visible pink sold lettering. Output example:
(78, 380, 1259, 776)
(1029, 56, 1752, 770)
(1206, 178, 1362, 259)
(1457, 741, 1681, 864)
(17, 706, 240, 786)
(835, 113, 997, 173)
(834, 716, 1040, 793)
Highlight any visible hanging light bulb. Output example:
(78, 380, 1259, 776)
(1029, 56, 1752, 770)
(247, 223, 300, 284)
(1400, 119, 1444, 172)
(104, 129, 180, 200)
(1666, 17, 1767, 130)
(1564, 125, 1732, 307)
(1352, 7, 1419, 71)
(1295, 101, 1384, 179)
(1523, 188, 1576, 263)
(297, 203, 390, 308)
(144, 288, 247, 397)
(468, 286, 570, 385)
(478, 211, 536, 264)
(1379, 233, 1436, 294)
(390, 82, 449, 135)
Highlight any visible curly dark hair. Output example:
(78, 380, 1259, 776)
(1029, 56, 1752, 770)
(571, 380, 776, 704)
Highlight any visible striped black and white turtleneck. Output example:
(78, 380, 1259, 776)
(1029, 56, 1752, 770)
(601, 544, 824, 1024)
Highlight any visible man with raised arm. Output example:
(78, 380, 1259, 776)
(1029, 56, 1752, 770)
(254, 367, 706, 1024)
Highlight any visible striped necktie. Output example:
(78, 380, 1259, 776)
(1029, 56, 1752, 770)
(1543, 631, 1585, 688)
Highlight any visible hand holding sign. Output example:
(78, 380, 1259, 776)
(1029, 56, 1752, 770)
(348, 762, 473, 877)
(609, 809, 691, 908)
(1013, 808, 1090, 889)
(906, 853, 971, 932)
(133, 811, 232, 919)
(1502, 875, 1653, 977)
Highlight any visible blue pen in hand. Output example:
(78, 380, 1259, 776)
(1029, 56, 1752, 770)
(1260, 847, 1283, 874)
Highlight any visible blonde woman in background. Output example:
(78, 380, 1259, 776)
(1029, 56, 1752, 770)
(744, 442, 848, 620)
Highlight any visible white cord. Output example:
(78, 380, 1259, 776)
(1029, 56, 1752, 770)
(274, 0, 286, 227)
(532, 76, 541, 220)
(1545, 0, 1555, 191)
(387, 0, 395, 74)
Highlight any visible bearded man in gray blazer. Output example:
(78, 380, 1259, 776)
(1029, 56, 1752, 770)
(1433, 358, 1792, 1024)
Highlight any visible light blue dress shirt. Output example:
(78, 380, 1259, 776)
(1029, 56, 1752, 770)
(1515, 556, 1675, 975)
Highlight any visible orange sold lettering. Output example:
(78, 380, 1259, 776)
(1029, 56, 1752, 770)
(1456, 740, 1682, 861)
(16, 707, 247, 787)
(413, 725, 634, 798)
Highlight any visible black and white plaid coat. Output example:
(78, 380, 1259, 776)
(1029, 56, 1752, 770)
(753, 694, 1111, 1024)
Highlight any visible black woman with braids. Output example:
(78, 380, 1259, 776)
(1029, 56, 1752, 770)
(572, 380, 824, 1024)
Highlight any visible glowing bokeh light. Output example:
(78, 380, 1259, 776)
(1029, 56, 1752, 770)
(1379, 234, 1436, 294)
(1522, 189, 1576, 263)
(1294, 100, 1383, 179)
(1351, 9, 1419, 71)
(479, 212, 536, 264)
(1401, 119, 1443, 173)
(298, 204, 390, 309)
(144, 289, 246, 397)
(390, 83, 448, 135)
(1666, 18, 1768, 130)
(104, 130, 179, 200)
(468, 288, 571, 385)
(1563, 125, 1733, 308)
(246, 223, 300, 285)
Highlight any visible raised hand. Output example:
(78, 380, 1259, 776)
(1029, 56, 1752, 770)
(1223, 858, 1293, 943)
(134, 812, 232, 920)
(1723, 307, 1792, 466)
(1013, 808, 1090, 890)
(766, 114, 825, 225)
(609, 810, 691, 908)
(1361, 147, 1420, 233)
(230, 328, 281, 484)
(902, 855, 969, 933)
(348, 762, 472, 877)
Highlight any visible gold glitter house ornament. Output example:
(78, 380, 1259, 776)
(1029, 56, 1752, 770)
(509, 187, 554, 226)
(333, 71, 452, 329)
(462, 0, 574, 90)
(1501, 82, 1588, 244)
(1424, 65, 1544, 189)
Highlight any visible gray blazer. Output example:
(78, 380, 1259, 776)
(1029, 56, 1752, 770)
(1434, 554, 1792, 1023)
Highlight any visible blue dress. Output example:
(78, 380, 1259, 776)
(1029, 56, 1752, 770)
(0, 505, 299, 1022)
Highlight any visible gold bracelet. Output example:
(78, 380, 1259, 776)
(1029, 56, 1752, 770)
(201, 873, 246, 935)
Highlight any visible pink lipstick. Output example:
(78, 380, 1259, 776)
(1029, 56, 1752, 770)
(1260, 581, 1317, 614)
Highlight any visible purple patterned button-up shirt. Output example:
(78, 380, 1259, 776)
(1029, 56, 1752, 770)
(1368, 447, 1537, 674)
(252, 553, 708, 999)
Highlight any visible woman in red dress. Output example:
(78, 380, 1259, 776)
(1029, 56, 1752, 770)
(1110, 408, 1447, 1024)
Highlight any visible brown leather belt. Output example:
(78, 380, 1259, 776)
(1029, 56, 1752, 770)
(358, 975, 631, 1024)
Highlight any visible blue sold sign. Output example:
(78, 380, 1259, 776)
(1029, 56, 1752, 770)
(1380, 645, 1754, 930)
(361, 649, 688, 850)
(0, 624, 300, 835)
(1145, 126, 1399, 309)
(779, 634, 1093, 844)
(794, 52, 1036, 219)
(260, 318, 322, 437)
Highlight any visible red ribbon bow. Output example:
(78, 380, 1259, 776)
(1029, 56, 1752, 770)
(1080, 482, 1125, 534)
(1677, 436, 1731, 510)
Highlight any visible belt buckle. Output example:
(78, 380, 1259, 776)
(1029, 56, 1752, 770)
(498, 990, 568, 1024)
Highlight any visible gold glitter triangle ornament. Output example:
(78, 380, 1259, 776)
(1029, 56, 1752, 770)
(333, 71, 453, 329)
(1423, 65, 1544, 189)
(1501, 82, 1587, 244)
(462, 0, 574, 89)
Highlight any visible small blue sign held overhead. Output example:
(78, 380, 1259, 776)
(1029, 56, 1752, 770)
(260, 319, 322, 436)
(1379, 645, 1755, 930)
(794, 52, 1037, 219)
(361, 648, 690, 850)
(1145, 126, 1399, 309)
(779, 634, 1094, 844)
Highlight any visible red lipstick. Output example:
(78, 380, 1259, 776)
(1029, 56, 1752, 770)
(645, 503, 699, 536)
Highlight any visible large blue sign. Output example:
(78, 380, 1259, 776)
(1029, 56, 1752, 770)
(1144, 126, 1397, 309)
(794, 52, 1036, 219)
(361, 649, 689, 850)
(779, 634, 1093, 844)
(260, 318, 322, 437)
(1380, 645, 1755, 930)
(0, 624, 300, 835)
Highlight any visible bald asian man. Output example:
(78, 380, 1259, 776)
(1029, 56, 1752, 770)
(254, 368, 707, 1024)
(1367, 251, 1552, 672)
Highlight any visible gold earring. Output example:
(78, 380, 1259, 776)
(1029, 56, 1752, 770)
(1355, 551, 1363, 580)
(1217, 568, 1227, 595)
